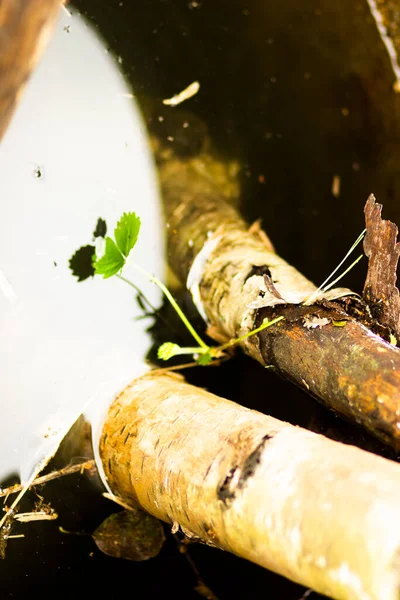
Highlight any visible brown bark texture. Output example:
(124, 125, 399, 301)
(157, 149, 400, 450)
(363, 194, 400, 339)
(100, 372, 400, 600)
(0, 0, 60, 141)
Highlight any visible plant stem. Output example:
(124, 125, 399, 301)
(126, 263, 209, 350)
(304, 229, 366, 305)
(116, 274, 159, 314)
(172, 347, 209, 356)
(217, 316, 284, 352)
(121, 262, 282, 362)
(321, 255, 364, 293)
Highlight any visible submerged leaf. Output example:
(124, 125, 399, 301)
(94, 237, 125, 278)
(93, 509, 165, 561)
(69, 245, 96, 281)
(114, 212, 141, 257)
(93, 217, 107, 239)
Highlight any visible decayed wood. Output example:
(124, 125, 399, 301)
(158, 151, 400, 450)
(363, 194, 400, 340)
(100, 371, 400, 600)
(0, 0, 61, 141)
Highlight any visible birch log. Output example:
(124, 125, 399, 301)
(100, 371, 400, 600)
(0, 0, 61, 141)
(154, 145, 400, 450)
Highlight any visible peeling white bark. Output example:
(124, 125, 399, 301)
(100, 372, 400, 600)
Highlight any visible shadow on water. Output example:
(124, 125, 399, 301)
(3, 0, 400, 597)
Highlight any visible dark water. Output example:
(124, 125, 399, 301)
(2, 0, 400, 597)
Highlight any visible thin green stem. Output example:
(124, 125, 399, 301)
(172, 346, 209, 356)
(127, 263, 209, 350)
(304, 228, 366, 305)
(217, 316, 284, 352)
(116, 274, 159, 314)
(321, 254, 364, 292)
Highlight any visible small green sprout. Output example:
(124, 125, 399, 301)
(94, 212, 141, 278)
(72, 212, 285, 367)
(157, 316, 284, 364)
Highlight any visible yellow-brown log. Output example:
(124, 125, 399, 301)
(100, 372, 400, 600)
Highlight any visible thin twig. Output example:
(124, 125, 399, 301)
(174, 534, 220, 600)
(149, 356, 230, 376)
(0, 460, 95, 498)
(102, 492, 134, 511)
(298, 589, 314, 600)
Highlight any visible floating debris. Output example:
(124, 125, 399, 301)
(162, 81, 200, 107)
(93, 509, 165, 561)
(331, 174, 341, 198)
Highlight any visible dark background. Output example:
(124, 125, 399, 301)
(2, 0, 400, 597)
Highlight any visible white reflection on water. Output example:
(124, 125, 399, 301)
(0, 10, 163, 483)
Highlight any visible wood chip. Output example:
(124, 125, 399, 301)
(303, 316, 330, 329)
(331, 174, 341, 198)
(14, 511, 58, 523)
(162, 81, 200, 107)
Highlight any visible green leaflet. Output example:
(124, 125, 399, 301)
(74, 211, 284, 369)
(196, 351, 213, 366)
(114, 212, 141, 257)
(94, 237, 125, 278)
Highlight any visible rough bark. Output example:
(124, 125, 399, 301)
(0, 0, 61, 141)
(363, 194, 400, 339)
(100, 371, 400, 600)
(158, 151, 400, 450)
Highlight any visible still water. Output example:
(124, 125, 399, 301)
(2, 0, 400, 597)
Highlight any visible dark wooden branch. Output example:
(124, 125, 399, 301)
(157, 145, 400, 450)
(0, 0, 60, 141)
(258, 305, 400, 445)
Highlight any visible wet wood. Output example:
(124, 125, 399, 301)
(100, 371, 400, 600)
(158, 147, 400, 450)
(363, 193, 400, 339)
(0, 0, 61, 141)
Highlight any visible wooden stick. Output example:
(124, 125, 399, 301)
(0, 460, 95, 498)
